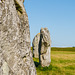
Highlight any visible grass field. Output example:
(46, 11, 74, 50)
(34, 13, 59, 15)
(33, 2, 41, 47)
(51, 47, 75, 52)
(33, 47, 75, 75)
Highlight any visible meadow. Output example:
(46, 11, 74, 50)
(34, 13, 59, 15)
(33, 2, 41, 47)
(33, 47, 75, 75)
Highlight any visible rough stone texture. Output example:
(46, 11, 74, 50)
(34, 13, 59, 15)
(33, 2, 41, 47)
(32, 33, 40, 58)
(39, 28, 51, 67)
(0, 0, 36, 75)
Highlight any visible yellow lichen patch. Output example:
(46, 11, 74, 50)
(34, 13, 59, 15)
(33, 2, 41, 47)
(38, 33, 40, 35)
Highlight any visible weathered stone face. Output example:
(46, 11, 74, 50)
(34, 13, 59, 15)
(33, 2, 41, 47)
(0, 0, 36, 75)
(39, 28, 51, 67)
(32, 33, 40, 58)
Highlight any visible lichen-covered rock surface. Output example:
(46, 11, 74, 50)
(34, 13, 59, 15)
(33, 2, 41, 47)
(32, 33, 40, 58)
(0, 0, 36, 75)
(39, 28, 51, 67)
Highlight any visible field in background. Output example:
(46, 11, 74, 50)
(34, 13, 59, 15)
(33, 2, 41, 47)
(51, 47, 75, 51)
(33, 47, 75, 75)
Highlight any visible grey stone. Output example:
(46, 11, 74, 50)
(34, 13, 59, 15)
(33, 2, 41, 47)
(2, 61, 9, 75)
(39, 28, 51, 67)
(32, 33, 40, 58)
(0, 0, 36, 75)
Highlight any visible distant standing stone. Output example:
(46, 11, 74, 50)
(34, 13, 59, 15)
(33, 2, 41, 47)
(32, 33, 40, 58)
(39, 28, 51, 67)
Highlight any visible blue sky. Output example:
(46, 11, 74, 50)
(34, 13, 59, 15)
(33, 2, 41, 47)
(24, 0, 75, 47)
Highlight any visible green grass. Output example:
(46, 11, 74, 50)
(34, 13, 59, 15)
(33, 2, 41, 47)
(51, 47, 75, 51)
(33, 48, 75, 75)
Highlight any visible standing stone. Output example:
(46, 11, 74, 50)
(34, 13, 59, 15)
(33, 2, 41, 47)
(39, 28, 51, 67)
(0, 0, 36, 75)
(32, 33, 40, 58)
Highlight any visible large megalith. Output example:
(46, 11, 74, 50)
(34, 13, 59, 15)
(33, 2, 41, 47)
(32, 33, 40, 58)
(0, 0, 36, 75)
(39, 28, 51, 67)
